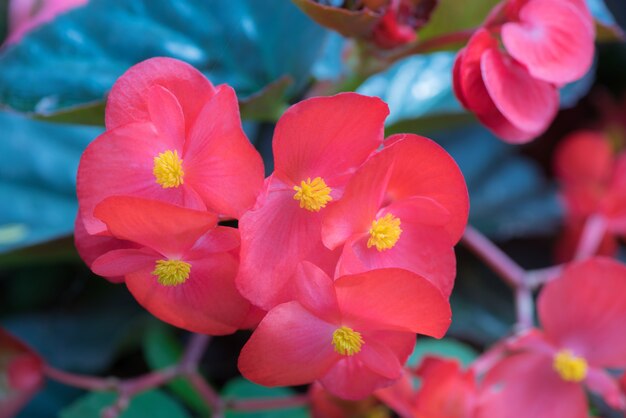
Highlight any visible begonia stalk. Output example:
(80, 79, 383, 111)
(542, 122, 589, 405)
(77, 57, 264, 235)
(477, 257, 626, 418)
(88, 196, 253, 335)
(238, 262, 451, 400)
(322, 134, 469, 297)
(236, 93, 389, 310)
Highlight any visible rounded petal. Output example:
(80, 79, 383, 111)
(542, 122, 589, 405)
(538, 257, 626, 368)
(184, 85, 264, 218)
(91, 248, 157, 279)
(502, 0, 594, 84)
(146, 85, 186, 146)
(77, 122, 204, 235)
(337, 223, 456, 298)
(94, 197, 217, 257)
(476, 352, 588, 418)
(295, 262, 341, 324)
(335, 269, 451, 337)
(481, 48, 558, 135)
(238, 302, 338, 386)
(126, 251, 249, 335)
(455, 29, 542, 143)
(273, 93, 388, 186)
(585, 367, 626, 411)
(237, 178, 323, 310)
(320, 357, 398, 401)
(105, 57, 215, 132)
(553, 131, 613, 186)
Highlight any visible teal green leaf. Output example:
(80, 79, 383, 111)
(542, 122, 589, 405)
(60, 390, 191, 418)
(407, 338, 478, 369)
(0, 0, 330, 113)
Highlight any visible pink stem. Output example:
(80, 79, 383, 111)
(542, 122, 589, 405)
(43, 365, 117, 391)
(461, 225, 526, 287)
(514, 285, 534, 331)
(186, 371, 224, 415)
(574, 214, 607, 261)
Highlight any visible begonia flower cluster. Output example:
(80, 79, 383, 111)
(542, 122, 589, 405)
(453, 0, 595, 143)
(74, 56, 469, 399)
(373, 257, 626, 418)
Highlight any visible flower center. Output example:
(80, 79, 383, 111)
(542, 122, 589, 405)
(553, 350, 588, 382)
(367, 213, 402, 251)
(332, 326, 364, 356)
(152, 259, 191, 286)
(293, 177, 332, 212)
(153, 150, 184, 188)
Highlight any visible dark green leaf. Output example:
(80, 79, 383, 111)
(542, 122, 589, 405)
(222, 377, 309, 418)
(60, 390, 191, 418)
(239, 76, 293, 122)
(142, 323, 209, 415)
(0, 111, 101, 253)
(0, 0, 330, 113)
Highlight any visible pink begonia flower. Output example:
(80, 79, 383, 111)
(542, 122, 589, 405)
(477, 257, 626, 418)
(77, 57, 264, 235)
(553, 131, 626, 260)
(0, 329, 44, 418)
(377, 357, 478, 418)
(309, 382, 389, 418)
(88, 196, 253, 336)
(238, 262, 451, 400)
(453, 28, 558, 143)
(5, 0, 87, 45)
(322, 134, 469, 298)
(502, 0, 595, 84)
(236, 93, 389, 310)
(453, 0, 594, 143)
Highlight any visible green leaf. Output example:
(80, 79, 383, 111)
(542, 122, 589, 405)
(239, 76, 293, 122)
(222, 378, 309, 418)
(32, 101, 106, 126)
(0, 110, 101, 253)
(0, 0, 331, 113)
(60, 390, 191, 418)
(0, 0, 7, 44)
(407, 338, 478, 369)
(142, 323, 209, 415)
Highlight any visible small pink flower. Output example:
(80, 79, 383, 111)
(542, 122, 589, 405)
(77, 57, 264, 235)
(238, 262, 451, 400)
(477, 258, 626, 418)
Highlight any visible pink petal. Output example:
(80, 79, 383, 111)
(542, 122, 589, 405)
(295, 262, 341, 324)
(455, 29, 540, 143)
(360, 330, 415, 380)
(91, 248, 157, 278)
(77, 122, 204, 235)
(238, 302, 338, 386)
(320, 357, 398, 400)
(183, 85, 265, 218)
(105, 57, 215, 132)
(146, 85, 186, 146)
(272, 93, 388, 186)
(476, 352, 588, 418)
(585, 367, 626, 411)
(94, 197, 217, 257)
(481, 48, 558, 135)
(126, 251, 249, 335)
(184, 226, 241, 257)
(237, 177, 324, 310)
(538, 257, 626, 368)
(553, 131, 613, 186)
(502, 0, 594, 84)
(335, 269, 451, 337)
(336, 223, 456, 298)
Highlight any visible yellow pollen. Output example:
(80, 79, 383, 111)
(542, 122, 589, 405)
(367, 213, 402, 251)
(152, 259, 191, 287)
(553, 350, 588, 382)
(153, 150, 184, 188)
(293, 177, 332, 212)
(332, 326, 364, 356)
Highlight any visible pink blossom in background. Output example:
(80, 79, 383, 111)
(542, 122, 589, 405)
(6, 0, 88, 45)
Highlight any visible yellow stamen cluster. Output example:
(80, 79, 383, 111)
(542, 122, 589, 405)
(553, 350, 588, 382)
(332, 326, 364, 356)
(293, 177, 332, 212)
(152, 259, 191, 287)
(367, 213, 402, 251)
(153, 150, 184, 188)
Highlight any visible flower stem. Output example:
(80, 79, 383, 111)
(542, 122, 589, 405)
(574, 214, 606, 261)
